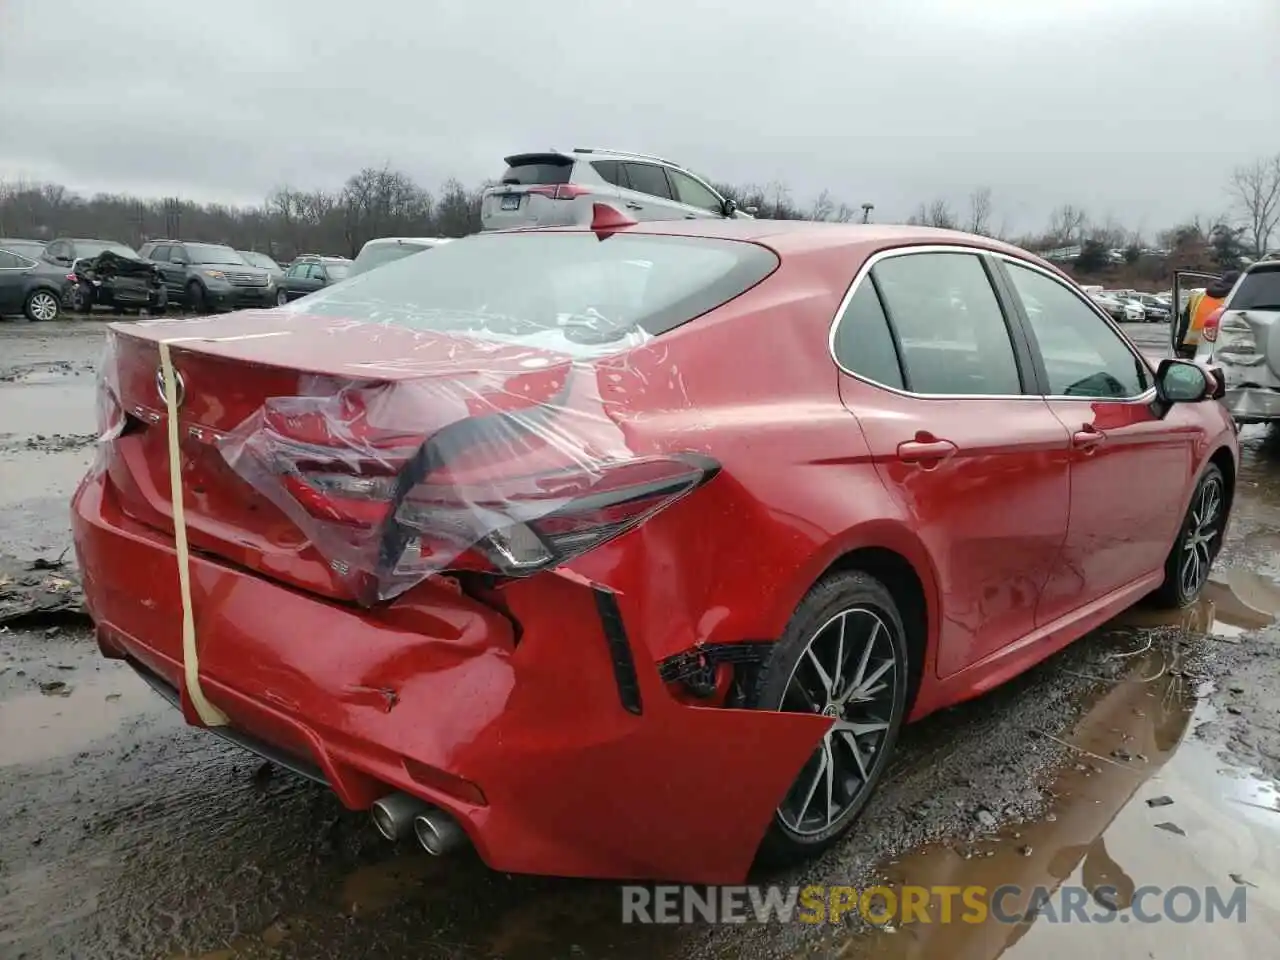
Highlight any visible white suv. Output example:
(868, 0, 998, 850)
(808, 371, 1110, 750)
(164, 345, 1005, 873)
(480, 147, 753, 231)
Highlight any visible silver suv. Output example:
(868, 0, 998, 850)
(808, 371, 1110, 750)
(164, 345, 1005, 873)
(480, 147, 753, 231)
(1194, 260, 1280, 423)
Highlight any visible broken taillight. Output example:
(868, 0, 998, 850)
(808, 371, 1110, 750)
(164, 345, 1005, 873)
(281, 452, 718, 579)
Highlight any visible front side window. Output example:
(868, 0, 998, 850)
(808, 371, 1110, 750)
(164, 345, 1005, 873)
(870, 252, 1022, 396)
(1003, 261, 1150, 398)
(149, 245, 171, 262)
(668, 170, 723, 214)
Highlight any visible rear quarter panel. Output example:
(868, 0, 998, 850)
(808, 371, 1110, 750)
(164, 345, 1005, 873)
(562, 246, 939, 666)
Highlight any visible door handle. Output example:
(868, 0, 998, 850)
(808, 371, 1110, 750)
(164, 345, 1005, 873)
(625, 202, 643, 210)
(1072, 424, 1106, 450)
(897, 435, 958, 464)
(685, 214, 697, 219)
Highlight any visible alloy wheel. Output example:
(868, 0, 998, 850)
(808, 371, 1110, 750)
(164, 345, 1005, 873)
(28, 291, 59, 321)
(1180, 475, 1224, 599)
(776, 607, 902, 837)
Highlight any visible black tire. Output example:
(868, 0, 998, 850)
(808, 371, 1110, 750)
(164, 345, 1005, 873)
(186, 280, 206, 313)
(746, 570, 910, 865)
(68, 283, 93, 313)
(1149, 463, 1227, 609)
(276, 288, 289, 307)
(24, 288, 61, 322)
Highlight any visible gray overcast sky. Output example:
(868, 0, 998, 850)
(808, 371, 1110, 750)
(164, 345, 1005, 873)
(2, 0, 1277, 235)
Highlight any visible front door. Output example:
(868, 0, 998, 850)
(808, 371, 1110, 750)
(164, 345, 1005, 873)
(995, 257, 1196, 624)
(834, 249, 1073, 677)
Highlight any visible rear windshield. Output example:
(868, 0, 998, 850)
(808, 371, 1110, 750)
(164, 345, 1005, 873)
(500, 159, 574, 185)
(325, 262, 351, 280)
(79, 241, 137, 259)
(351, 242, 430, 276)
(1231, 268, 1280, 311)
(286, 232, 779, 356)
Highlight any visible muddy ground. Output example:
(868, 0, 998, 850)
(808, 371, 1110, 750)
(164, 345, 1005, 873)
(1, 319, 1277, 959)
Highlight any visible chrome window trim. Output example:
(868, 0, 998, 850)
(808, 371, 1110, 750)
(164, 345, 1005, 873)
(827, 243, 1157, 405)
(992, 252, 1157, 404)
(0, 251, 37, 270)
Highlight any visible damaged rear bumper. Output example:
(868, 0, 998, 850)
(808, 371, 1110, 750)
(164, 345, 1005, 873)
(71, 473, 830, 883)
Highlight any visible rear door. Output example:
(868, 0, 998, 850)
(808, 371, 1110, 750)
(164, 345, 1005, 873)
(994, 256, 1195, 623)
(834, 247, 1072, 677)
(619, 162, 683, 221)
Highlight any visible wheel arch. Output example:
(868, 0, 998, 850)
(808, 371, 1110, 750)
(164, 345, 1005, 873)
(794, 523, 940, 714)
(1208, 444, 1236, 525)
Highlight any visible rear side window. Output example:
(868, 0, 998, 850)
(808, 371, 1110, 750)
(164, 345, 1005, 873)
(0, 250, 30, 268)
(500, 158, 573, 185)
(591, 160, 624, 186)
(833, 282, 905, 389)
(871, 252, 1022, 396)
(290, 233, 779, 356)
(1231, 269, 1280, 310)
(623, 163, 673, 200)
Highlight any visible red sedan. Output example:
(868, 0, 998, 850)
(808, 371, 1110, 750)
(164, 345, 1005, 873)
(72, 212, 1236, 884)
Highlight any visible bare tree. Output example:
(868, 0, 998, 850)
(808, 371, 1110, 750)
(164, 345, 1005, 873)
(1228, 154, 1280, 257)
(966, 187, 993, 236)
(808, 189, 835, 222)
(1046, 204, 1088, 245)
(908, 198, 956, 229)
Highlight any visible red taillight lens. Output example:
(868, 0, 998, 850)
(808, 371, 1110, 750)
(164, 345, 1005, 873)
(1201, 307, 1224, 343)
(283, 452, 718, 577)
(525, 183, 593, 200)
(66, 273, 77, 282)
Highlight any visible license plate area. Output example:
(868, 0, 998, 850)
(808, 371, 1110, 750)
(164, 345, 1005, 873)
(500, 193, 521, 211)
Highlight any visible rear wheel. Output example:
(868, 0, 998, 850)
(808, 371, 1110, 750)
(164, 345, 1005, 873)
(747, 570, 909, 865)
(1149, 464, 1226, 608)
(276, 288, 288, 306)
(24, 289, 61, 322)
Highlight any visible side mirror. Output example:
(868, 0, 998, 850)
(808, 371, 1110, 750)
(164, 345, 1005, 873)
(171, 256, 188, 265)
(721, 197, 737, 218)
(1155, 358, 1213, 404)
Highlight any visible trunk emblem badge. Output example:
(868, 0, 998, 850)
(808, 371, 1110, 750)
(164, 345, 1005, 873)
(156, 366, 186, 408)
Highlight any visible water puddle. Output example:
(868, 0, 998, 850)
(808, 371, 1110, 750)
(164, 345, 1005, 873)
(819, 649, 1280, 959)
(0, 665, 160, 767)
(1116, 567, 1280, 639)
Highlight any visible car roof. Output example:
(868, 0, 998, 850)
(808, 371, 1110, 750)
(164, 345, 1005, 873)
(360, 237, 451, 248)
(512, 218, 1055, 267)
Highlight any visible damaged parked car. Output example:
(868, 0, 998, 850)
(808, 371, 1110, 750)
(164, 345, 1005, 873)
(70, 249, 168, 315)
(73, 213, 1237, 884)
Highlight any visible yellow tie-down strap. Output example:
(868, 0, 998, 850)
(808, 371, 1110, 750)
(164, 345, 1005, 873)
(157, 332, 291, 727)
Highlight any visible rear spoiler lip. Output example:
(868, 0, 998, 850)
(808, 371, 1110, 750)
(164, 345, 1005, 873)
(501, 152, 575, 168)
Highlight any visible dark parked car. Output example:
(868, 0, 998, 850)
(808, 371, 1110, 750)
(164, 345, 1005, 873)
(138, 240, 275, 313)
(0, 238, 48, 260)
(71, 250, 168, 315)
(275, 256, 351, 305)
(0, 247, 72, 321)
(42, 238, 138, 271)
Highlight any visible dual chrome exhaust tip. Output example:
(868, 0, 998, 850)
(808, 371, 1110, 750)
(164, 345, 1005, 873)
(370, 792, 468, 856)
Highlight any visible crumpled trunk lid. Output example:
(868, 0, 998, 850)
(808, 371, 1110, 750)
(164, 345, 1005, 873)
(96, 311, 614, 603)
